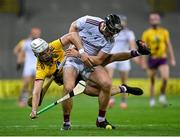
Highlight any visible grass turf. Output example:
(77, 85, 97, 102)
(0, 95, 180, 136)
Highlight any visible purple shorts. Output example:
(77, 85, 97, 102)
(148, 57, 167, 69)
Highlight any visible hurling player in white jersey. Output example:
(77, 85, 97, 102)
(106, 15, 139, 109)
(14, 27, 41, 107)
(61, 14, 150, 130)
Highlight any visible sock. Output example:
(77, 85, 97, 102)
(98, 110, 106, 122)
(121, 96, 126, 103)
(64, 114, 70, 124)
(119, 85, 127, 93)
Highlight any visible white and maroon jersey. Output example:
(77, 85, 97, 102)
(76, 15, 114, 55)
(110, 28, 135, 54)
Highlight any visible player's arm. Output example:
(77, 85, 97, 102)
(102, 52, 132, 66)
(103, 40, 151, 66)
(69, 15, 87, 33)
(13, 43, 22, 55)
(60, 32, 82, 50)
(129, 40, 140, 64)
(88, 51, 109, 65)
(61, 32, 92, 67)
(69, 21, 79, 32)
(30, 80, 44, 119)
(89, 50, 138, 66)
(166, 36, 176, 66)
(13, 40, 25, 70)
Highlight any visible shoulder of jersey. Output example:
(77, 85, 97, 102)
(85, 15, 104, 22)
(143, 27, 153, 34)
(159, 26, 168, 32)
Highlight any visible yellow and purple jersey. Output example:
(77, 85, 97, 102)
(35, 39, 65, 80)
(142, 27, 170, 58)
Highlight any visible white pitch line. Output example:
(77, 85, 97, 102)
(1, 123, 179, 128)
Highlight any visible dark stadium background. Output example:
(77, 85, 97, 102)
(0, 0, 180, 79)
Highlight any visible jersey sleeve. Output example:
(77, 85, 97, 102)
(76, 15, 88, 31)
(127, 31, 135, 41)
(100, 43, 114, 54)
(49, 39, 63, 50)
(35, 63, 46, 80)
(17, 40, 25, 47)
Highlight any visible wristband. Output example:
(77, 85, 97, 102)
(79, 48, 85, 54)
(131, 50, 141, 57)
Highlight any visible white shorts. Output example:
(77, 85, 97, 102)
(63, 57, 93, 80)
(106, 60, 131, 71)
(23, 63, 36, 77)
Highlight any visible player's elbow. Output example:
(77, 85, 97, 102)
(65, 32, 77, 43)
(69, 22, 78, 32)
(93, 59, 104, 65)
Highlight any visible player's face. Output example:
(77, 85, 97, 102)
(31, 28, 42, 39)
(100, 23, 118, 38)
(38, 47, 53, 62)
(149, 14, 161, 26)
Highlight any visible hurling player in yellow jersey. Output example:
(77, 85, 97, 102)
(29, 32, 92, 118)
(141, 12, 176, 107)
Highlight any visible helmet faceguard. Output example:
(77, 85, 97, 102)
(105, 14, 122, 35)
(38, 48, 53, 62)
(31, 38, 53, 62)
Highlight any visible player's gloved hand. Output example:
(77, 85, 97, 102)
(136, 40, 151, 55)
(30, 110, 38, 119)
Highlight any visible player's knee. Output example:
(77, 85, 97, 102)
(64, 85, 75, 94)
(162, 74, 169, 81)
(162, 78, 168, 83)
(100, 80, 112, 92)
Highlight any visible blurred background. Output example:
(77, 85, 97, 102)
(0, 1, 180, 135)
(0, 0, 180, 97)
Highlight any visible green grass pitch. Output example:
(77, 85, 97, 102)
(0, 95, 180, 136)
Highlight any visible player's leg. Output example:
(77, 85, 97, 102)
(119, 70, 129, 109)
(106, 63, 115, 108)
(84, 83, 143, 97)
(87, 66, 115, 128)
(118, 60, 130, 109)
(18, 76, 32, 107)
(18, 65, 34, 107)
(147, 68, 156, 107)
(89, 66, 111, 110)
(158, 64, 169, 106)
(62, 66, 78, 130)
